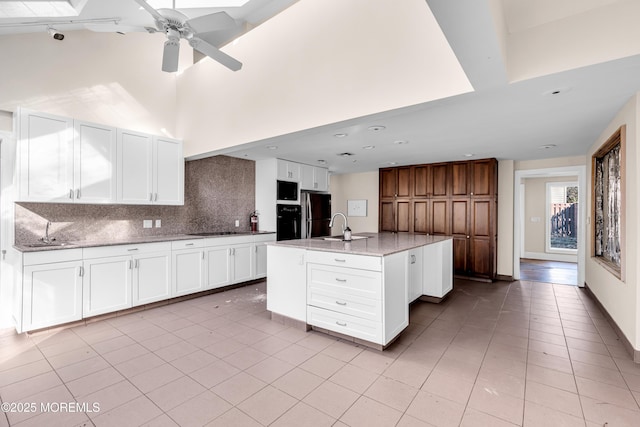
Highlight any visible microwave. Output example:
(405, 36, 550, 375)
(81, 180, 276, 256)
(277, 180, 298, 201)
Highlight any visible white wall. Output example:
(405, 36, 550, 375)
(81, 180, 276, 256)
(176, 0, 472, 158)
(0, 30, 190, 136)
(329, 172, 379, 235)
(585, 94, 639, 351)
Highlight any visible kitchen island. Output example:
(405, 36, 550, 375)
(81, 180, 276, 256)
(266, 232, 453, 349)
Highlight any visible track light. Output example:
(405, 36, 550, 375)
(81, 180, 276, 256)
(47, 27, 64, 41)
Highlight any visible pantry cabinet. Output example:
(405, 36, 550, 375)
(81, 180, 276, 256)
(379, 158, 497, 280)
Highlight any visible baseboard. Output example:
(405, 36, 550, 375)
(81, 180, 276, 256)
(583, 283, 640, 364)
(522, 251, 577, 263)
(496, 274, 515, 282)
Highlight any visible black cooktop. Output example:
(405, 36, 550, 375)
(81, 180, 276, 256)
(188, 231, 246, 236)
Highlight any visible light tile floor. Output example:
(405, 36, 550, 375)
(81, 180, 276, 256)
(1, 279, 640, 426)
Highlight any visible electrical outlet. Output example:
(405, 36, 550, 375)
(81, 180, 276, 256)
(155, 219, 162, 228)
(235, 219, 240, 227)
(143, 220, 152, 229)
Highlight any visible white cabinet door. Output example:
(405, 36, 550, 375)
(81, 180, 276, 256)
(134, 251, 171, 306)
(18, 109, 74, 202)
(83, 256, 132, 317)
(172, 249, 206, 297)
(22, 261, 83, 331)
(423, 239, 453, 298)
(117, 129, 153, 204)
(314, 167, 329, 191)
(206, 245, 231, 289)
(74, 120, 117, 204)
(154, 137, 184, 205)
(277, 159, 300, 181)
(231, 243, 253, 283)
(254, 242, 268, 279)
(407, 247, 423, 303)
(300, 164, 315, 190)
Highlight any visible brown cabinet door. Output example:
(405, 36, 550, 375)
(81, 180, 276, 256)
(430, 163, 449, 197)
(413, 165, 429, 198)
(471, 199, 492, 237)
(470, 237, 493, 278)
(380, 201, 395, 232)
(453, 236, 470, 274)
(451, 199, 469, 236)
(397, 167, 411, 198)
(397, 201, 410, 232)
(451, 162, 470, 196)
(380, 168, 396, 199)
(413, 200, 428, 234)
(430, 199, 449, 235)
(470, 159, 496, 196)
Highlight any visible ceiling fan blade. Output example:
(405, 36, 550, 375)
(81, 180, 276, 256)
(162, 38, 180, 73)
(187, 11, 236, 34)
(133, 0, 166, 23)
(190, 37, 242, 71)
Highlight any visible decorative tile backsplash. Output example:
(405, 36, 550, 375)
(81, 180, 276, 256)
(15, 155, 256, 244)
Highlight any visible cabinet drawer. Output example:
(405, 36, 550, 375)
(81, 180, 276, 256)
(171, 239, 204, 250)
(23, 248, 83, 266)
(83, 242, 171, 259)
(308, 286, 380, 321)
(307, 264, 381, 299)
(305, 250, 381, 271)
(253, 233, 276, 243)
(204, 235, 254, 247)
(307, 306, 381, 344)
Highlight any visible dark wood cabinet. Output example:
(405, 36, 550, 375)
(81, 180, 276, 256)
(379, 158, 497, 280)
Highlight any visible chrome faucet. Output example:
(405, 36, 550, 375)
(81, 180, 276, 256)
(41, 221, 53, 243)
(329, 212, 351, 240)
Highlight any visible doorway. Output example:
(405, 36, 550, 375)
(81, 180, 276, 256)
(513, 166, 586, 287)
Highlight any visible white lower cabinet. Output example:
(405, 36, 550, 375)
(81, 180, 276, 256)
(231, 243, 253, 284)
(206, 245, 232, 289)
(255, 241, 268, 279)
(423, 238, 453, 298)
(267, 245, 307, 322)
(134, 252, 171, 306)
(22, 260, 83, 331)
(172, 240, 206, 297)
(83, 255, 132, 317)
(408, 247, 423, 303)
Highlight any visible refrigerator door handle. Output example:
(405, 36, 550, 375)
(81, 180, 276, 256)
(306, 195, 312, 239)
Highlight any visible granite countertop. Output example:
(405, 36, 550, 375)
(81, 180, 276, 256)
(271, 232, 452, 256)
(14, 231, 276, 253)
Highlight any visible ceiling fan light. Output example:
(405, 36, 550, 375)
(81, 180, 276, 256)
(162, 38, 180, 72)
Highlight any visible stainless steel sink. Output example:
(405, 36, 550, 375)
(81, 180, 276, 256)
(24, 242, 73, 248)
(322, 235, 369, 242)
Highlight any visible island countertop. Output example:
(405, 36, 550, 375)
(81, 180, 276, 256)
(270, 232, 452, 256)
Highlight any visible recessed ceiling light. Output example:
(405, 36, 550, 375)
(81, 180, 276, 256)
(337, 152, 354, 157)
(387, 161, 397, 165)
(266, 145, 278, 150)
(317, 159, 327, 164)
(539, 144, 556, 149)
(368, 125, 386, 132)
(362, 145, 375, 150)
(463, 153, 474, 157)
(393, 140, 409, 145)
(333, 133, 348, 138)
(543, 87, 571, 96)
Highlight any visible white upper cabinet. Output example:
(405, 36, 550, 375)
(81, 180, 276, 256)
(300, 164, 329, 191)
(154, 136, 184, 205)
(18, 109, 74, 202)
(17, 108, 182, 206)
(117, 129, 154, 204)
(277, 159, 300, 181)
(74, 120, 117, 204)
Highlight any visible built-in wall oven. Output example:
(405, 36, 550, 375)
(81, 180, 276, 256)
(276, 204, 301, 241)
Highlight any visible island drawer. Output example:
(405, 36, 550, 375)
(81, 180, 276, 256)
(308, 286, 381, 321)
(307, 264, 381, 299)
(305, 251, 382, 271)
(307, 306, 381, 344)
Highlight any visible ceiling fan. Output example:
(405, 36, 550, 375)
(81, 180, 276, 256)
(133, 0, 242, 73)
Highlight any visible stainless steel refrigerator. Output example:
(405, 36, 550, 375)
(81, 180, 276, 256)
(301, 191, 331, 238)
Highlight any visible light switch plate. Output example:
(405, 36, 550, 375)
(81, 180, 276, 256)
(155, 219, 161, 228)
(143, 220, 152, 228)
(235, 219, 240, 227)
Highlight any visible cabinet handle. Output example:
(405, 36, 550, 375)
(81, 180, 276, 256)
(202, 251, 205, 259)
(128, 260, 133, 269)
(334, 258, 346, 263)
(69, 189, 74, 199)
(150, 193, 153, 201)
(76, 189, 80, 199)
(128, 248, 139, 251)
(410, 255, 416, 264)
(467, 236, 470, 239)
(335, 278, 347, 282)
(335, 300, 347, 306)
(336, 321, 347, 327)
(154, 193, 158, 201)
(255, 245, 258, 253)
(186, 243, 194, 246)
(79, 266, 84, 277)
(135, 259, 139, 268)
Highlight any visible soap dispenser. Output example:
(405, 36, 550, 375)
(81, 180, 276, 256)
(343, 226, 352, 241)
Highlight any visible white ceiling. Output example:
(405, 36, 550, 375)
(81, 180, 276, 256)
(2, 0, 640, 174)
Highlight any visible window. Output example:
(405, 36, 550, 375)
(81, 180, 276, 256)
(592, 125, 624, 278)
(547, 182, 578, 253)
